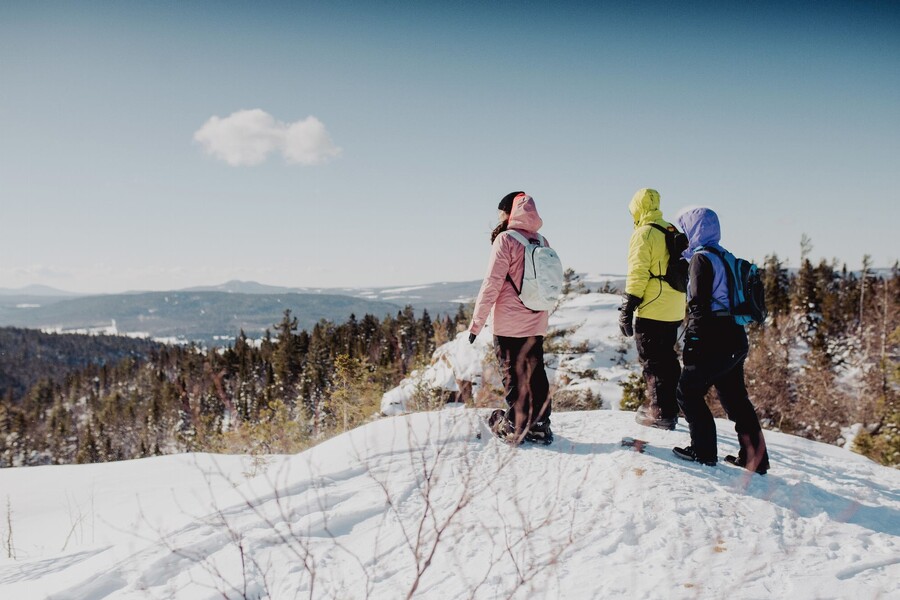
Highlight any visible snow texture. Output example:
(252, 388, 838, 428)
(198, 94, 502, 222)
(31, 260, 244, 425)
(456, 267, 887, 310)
(2, 291, 898, 599)
(1, 411, 899, 599)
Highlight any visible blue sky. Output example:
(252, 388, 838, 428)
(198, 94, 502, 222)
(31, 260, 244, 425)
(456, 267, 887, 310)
(1, 1, 897, 294)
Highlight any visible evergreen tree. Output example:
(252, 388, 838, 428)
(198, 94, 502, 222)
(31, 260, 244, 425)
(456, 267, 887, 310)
(419, 309, 436, 358)
(271, 310, 304, 405)
(360, 313, 382, 364)
(76, 425, 100, 464)
(325, 354, 380, 433)
(762, 254, 790, 321)
(454, 303, 472, 332)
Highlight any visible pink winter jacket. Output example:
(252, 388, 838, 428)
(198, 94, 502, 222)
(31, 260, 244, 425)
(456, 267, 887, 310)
(469, 195, 551, 338)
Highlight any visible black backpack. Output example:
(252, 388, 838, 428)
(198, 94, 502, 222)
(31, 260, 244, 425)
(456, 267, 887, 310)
(698, 246, 768, 325)
(648, 223, 689, 293)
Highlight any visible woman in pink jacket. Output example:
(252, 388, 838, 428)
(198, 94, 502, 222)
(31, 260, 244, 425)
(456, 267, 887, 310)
(469, 191, 553, 445)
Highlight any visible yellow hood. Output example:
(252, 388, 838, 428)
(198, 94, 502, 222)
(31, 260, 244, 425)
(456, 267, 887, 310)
(628, 188, 663, 227)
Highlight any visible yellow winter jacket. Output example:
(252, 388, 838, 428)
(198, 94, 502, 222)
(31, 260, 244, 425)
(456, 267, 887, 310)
(625, 189, 686, 322)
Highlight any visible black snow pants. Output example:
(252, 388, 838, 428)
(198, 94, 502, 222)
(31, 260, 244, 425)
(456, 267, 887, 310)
(494, 335, 551, 433)
(634, 318, 682, 420)
(675, 322, 763, 460)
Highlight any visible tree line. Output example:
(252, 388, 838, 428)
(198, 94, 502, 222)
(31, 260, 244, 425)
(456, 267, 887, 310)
(0, 327, 159, 401)
(746, 253, 899, 465)
(2, 254, 897, 468)
(0, 306, 468, 467)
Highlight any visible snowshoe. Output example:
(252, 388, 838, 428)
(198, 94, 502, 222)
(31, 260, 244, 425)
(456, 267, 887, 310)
(634, 405, 678, 431)
(672, 445, 717, 466)
(523, 421, 553, 445)
(727, 432, 770, 475)
(724, 453, 769, 475)
(487, 409, 520, 445)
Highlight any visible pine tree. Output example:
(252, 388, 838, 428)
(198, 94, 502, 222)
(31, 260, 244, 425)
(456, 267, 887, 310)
(860, 254, 873, 335)
(454, 303, 472, 332)
(419, 309, 435, 359)
(812, 259, 840, 355)
(300, 322, 332, 421)
(562, 268, 577, 295)
(325, 354, 381, 433)
(0, 391, 11, 436)
(76, 425, 100, 464)
(433, 316, 452, 347)
(360, 313, 382, 364)
(762, 254, 790, 321)
(271, 310, 305, 404)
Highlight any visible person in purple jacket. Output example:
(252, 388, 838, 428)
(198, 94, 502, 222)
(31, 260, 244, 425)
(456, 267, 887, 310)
(671, 207, 769, 474)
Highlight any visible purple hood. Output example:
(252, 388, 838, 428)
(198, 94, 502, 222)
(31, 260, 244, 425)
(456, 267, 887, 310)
(676, 207, 725, 259)
(676, 206, 731, 310)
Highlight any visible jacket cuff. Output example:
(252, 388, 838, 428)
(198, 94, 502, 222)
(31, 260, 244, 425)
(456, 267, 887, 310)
(622, 294, 642, 311)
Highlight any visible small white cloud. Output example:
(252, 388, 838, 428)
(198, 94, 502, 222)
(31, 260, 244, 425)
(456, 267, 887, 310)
(284, 116, 341, 165)
(193, 109, 341, 167)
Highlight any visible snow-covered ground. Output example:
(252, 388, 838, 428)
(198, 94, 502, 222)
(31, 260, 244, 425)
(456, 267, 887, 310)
(1, 410, 898, 599)
(2, 289, 898, 599)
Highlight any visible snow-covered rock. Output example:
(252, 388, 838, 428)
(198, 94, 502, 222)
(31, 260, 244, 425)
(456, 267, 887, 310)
(380, 291, 638, 415)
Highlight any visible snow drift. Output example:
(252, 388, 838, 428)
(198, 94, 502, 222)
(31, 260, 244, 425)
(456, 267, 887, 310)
(1, 409, 898, 599)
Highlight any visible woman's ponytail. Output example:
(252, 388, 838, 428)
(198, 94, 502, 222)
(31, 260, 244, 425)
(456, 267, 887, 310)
(491, 190, 523, 244)
(490, 219, 508, 244)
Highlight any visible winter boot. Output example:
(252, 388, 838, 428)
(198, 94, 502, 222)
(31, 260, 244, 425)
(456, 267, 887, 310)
(724, 454, 769, 474)
(488, 409, 519, 444)
(524, 419, 554, 445)
(635, 405, 677, 431)
(726, 432, 769, 474)
(672, 445, 717, 466)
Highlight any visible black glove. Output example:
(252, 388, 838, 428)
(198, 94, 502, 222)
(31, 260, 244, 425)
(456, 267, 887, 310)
(682, 335, 701, 366)
(468, 333, 477, 344)
(617, 294, 642, 337)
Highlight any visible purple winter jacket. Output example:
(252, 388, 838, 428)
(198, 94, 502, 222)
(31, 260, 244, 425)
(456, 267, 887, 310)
(677, 206, 749, 356)
(677, 207, 731, 313)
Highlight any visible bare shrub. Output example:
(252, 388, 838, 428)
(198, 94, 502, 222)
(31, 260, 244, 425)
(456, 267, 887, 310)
(125, 411, 595, 599)
(4, 496, 14, 560)
(552, 388, 603, 412)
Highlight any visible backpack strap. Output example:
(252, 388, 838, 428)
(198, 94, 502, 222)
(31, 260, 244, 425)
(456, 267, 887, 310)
(501, 230, 541, 311)
(647, 223, 671, 236)
(505, 274, 522, 295)
(646, 223, 671, 281)
(696, 246, 735, 316)
(504, 230, 545, 247)
(503, 230, 528, 293)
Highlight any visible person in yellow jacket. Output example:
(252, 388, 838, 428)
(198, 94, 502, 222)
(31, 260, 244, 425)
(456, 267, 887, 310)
(618, 188, 687, 430)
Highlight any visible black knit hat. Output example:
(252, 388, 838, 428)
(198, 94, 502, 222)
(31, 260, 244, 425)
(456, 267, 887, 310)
(498, 191, 524, 213)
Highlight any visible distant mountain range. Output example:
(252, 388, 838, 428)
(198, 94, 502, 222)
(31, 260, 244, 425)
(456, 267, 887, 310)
(0, 276, 626, 345)
(0, 284, 81, 297)
(0, 281, 488, 345)
(0, 292, 419, 345)
(180, 279, 485, 308)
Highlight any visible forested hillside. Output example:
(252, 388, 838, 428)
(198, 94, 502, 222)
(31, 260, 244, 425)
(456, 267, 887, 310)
(747, 255, 898, 464)
(1, 256, 897, 469)
(0, 328, 160, 401)
(0, 307, 467, 466)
